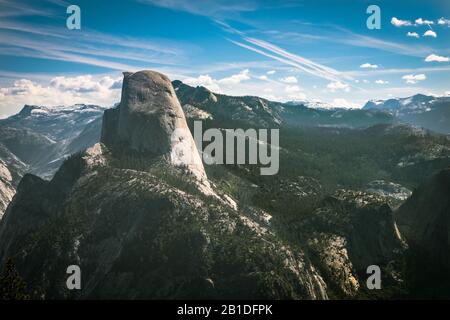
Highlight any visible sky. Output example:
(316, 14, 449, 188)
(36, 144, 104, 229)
(0, 0, 450, 117)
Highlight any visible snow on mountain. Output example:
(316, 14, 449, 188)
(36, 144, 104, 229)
(362, 94, 444, 115)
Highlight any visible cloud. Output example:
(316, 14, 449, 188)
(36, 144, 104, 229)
(407, 32, 420, 38)
(332, 98, 359, 109)
(360, 63, 378, 69)
(183, 69, 250, 92)
(0, 75, 123, 114)
(267, 70, 276, 75)
(284, 85, 301, 93)
(284, 85, 306, 100)
(415, 18, 434, 25)
(327, 81, 350, 92)
(287, 92, 307, 100)
(402, 74, 426, 84)
(138, 0, 289, 18)
(258, 75, 268, 80)
(279, 76, 298, 84)
(0, 20, 186, 73)
(49, 75, 119, 93)
(425, 54, 449, 62)
(391, 17, 412, 27)
(217, 69, 250, 85)
(446, 91, 450, 96)
(423, 30, 437, 38)
(375, 80, 389, 84)
(334, 28, 431, 58)
(223, 22, 347, 83)
(183, 74, 221, 92)
(438, 17, 450, 26)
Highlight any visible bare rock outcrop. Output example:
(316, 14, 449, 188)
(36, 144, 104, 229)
(101, 71, 207, 182)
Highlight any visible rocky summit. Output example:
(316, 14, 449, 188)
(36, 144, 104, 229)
(102, 71, 207, 183)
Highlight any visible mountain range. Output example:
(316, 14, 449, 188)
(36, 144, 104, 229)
(0, 71, 449, 299)
(363, 94, 450, 134)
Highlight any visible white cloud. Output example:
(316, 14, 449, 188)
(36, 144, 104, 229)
(391, 17, 412, 27)
(267, 70, 276, 75)
(362, 79, 370, 84)
(360, 63, 378, 69)
(423, 30, 437, 38)
(183, 69, 250, 92)
(50, 75, 119, 93)
(415, 18, 434, 25)
(332, 98, 359, 109)
(407, 32, 420, 38)
(218, 69, 250, 85)
(283, 84, 308, 102)
(258, 75, 268, 80)
(0, 75, 122, 114)
(327, 81, 350, 92)
(284, 85, 301, 93)
(287, 92, 307, 100)
(375, 80, 389, 84)
(402, 74, 427, 84)
(425, 54, 449, 62)
(446, 91, 450, 96)
(183, 74, 221, 92)
(438, 17, 450, 26)
(279, 76, 298, 84)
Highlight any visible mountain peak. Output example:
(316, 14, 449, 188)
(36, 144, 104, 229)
(101, 70, 208, 182)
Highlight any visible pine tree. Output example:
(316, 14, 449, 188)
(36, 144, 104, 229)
(0, 258, 30, 300)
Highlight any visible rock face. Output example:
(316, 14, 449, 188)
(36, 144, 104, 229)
(0, 160, 16, 219)
(396, 168, 450, 267)
(396, 168, 450, 296)
(303, 190, 407, 298)
(102, 71, 207, 182)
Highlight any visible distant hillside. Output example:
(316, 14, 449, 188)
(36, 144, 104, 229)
(174, 80, 395, 129)
(363, 94, 450, 134)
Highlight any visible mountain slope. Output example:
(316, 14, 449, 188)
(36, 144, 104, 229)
(395, 167, 450, 297)
(0, 104, 104, 178)
(174, 80, 395, 129)
(0, 70, 328, 299)
(363, 94, 450, 134)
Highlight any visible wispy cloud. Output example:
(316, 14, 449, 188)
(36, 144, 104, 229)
(252, 24, 433, 58)
(138, 0, 300, 18)
(344, 65, 450, 78)
(0, 20, 187, 72)
(219, 21, 348, 83)
(0, 0, 58, 18)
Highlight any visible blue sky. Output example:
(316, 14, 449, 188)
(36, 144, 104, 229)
(0, 0, 449, 116)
